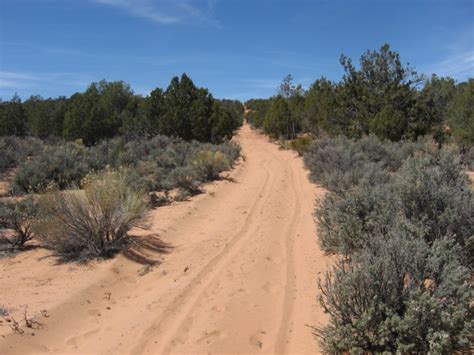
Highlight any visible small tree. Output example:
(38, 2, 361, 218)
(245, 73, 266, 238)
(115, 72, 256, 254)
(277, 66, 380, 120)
(264, 96, 292, 139)
(449, 79, 474, 152)
(0, 94, 27, 136)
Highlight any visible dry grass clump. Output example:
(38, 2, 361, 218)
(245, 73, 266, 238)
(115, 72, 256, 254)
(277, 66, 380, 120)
(33, 171, 147, 261)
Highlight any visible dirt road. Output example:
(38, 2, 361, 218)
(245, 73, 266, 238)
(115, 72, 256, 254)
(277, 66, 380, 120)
(0, 124, 328, 354)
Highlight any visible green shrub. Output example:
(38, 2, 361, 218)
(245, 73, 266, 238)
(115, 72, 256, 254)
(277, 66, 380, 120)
(121, 161, 167, 193)
(289, 136, 313, 156)
(33, 171, 147, 261)
(315, 150, 473, 262)
(308, 135, 474, 351)
(317, 236, 473, 353)
(463, 146, 474, 170)
(304, 135, 445, 193)
(8, 133, 240, 196)
(167, 166, 202, 195)
(0, 140, 16, 176)
(315, 183, 396, 254)
(192, 150, 230, 181)
(304, 135, 391, 193)
(394, 151, 473, 258)
(0, 196, 37, 251)
(0, 136, 44, 176)
(12, 143, 91, 193)
(214, 141, 241, 166)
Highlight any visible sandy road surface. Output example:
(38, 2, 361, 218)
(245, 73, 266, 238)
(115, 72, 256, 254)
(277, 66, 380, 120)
(0, 124, 328, 354)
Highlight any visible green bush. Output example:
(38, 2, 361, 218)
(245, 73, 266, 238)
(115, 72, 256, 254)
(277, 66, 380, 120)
(192, 150, 230, 181)
(0, 140, 16, 176)
(316, 183, 396, 254)
(304, 135, 392, 193)
(0, 196, 37, 251)
(167, 166, 202, 195)
(462, 146, 474, 170)
(33, 171, 147, 261)
(307, 135, 473, 351)
(0, 136, 44, 176)
(315, 150, 473, 262)
(12, 143, 91, 193)
(8, 132, 240, 197)
(394, 152, 473, 252)
(317, 236, 473, 353)
(289, 136, 313, 156)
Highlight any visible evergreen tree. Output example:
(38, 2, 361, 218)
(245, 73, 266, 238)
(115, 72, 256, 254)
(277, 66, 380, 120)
(264, 96, 291, 138)
(0, 94, 27, 136)
(449, 79, 474, 150)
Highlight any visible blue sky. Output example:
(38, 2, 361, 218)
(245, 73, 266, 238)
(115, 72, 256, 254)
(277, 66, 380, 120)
(1, 0, 473, 101)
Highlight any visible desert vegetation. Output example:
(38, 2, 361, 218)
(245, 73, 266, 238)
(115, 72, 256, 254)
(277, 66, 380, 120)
(33, 170, 147, 262)
(304, 128, 473, 352)
(0, 74, 243, 145)
(245, 44, 474, 165)
(0, 41, 472, 353)
(245, 43, 473, 352)
(0, 74, 243, 259)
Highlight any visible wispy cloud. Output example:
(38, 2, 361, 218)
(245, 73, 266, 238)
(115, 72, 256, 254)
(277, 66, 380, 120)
(241, 78, 282, 90)
(425, 50, 474, 79)
(91, 0, 220, 26)
(423, 28, 474, 80)
(0, 70, 96, 98)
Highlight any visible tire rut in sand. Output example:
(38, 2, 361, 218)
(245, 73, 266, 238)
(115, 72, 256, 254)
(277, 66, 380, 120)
(132, 158, 275, 353)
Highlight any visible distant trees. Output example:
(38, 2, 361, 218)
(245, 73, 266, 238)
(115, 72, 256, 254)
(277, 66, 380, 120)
(247, 75, 304, 139)
(304, 78, 342, 135)
(245, 44, 473, 148)
(63, 80, 135, 145)
(0, 94, 27, 136)
(449, 78, 474, 150)
(264, 96, 291, 138)
(0, 74, 243, 144)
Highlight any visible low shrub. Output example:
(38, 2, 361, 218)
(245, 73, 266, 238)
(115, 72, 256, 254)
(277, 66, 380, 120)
(9, 134, 240, 196)
(0, 140, 16, 176)
(315, 150, 473, 262)
(289, 136, 313, 156)
(0, 136, 44, 176)
(167, 166, 202, 195)
(192, 150, 230, 181)
(304, 135, 390, 193)
(315, 182, 396, 254)
(394, 151, 473, 258)
(12, 144, 91, 193)
(149, 191, 172, 207)
(463, 146, 474, 170)
(33, 171, 147, 261)
(308, 135, 473, 352)
(0, 197, 37, 251)
(216, 141, 241, 165)
(317, 236, 473, 353)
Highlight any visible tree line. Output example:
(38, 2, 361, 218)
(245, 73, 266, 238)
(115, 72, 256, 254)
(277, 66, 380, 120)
(0, 73, 244, 145)
(245, 44, 473, 150)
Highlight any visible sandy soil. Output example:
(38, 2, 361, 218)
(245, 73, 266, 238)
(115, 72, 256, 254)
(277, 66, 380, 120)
(0, 124, 329, 354)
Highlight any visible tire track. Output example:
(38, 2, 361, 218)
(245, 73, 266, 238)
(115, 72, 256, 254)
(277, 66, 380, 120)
(132, 154, 276, 353)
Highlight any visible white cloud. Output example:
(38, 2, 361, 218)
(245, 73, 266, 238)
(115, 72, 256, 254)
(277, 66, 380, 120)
(0, 70, 95, 97)
(241, 78, 282, 90)
(423, 28, 474, 80)
(434, 51, 474, 78)
(91, 0, 219, 25)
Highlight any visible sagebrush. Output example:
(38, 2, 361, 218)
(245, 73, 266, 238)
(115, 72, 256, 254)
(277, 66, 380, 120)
(33, 171, 147, 261)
